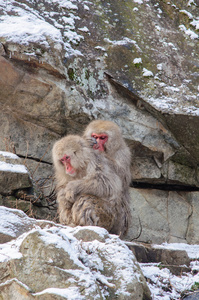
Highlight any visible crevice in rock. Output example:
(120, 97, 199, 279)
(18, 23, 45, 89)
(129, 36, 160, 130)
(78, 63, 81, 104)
(185, 201, 193, 243)
(17, 154, 52, 165)
(131, 181, 199, 191)
(104, 72, 169, 129)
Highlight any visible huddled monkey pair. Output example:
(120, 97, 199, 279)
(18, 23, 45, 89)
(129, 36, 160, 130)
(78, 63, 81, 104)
(52, 120, 131, 237)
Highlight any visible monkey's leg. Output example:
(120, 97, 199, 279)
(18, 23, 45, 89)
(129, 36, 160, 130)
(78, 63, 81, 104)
(71, 195, 115, 232)
(57, 189, 75, 226)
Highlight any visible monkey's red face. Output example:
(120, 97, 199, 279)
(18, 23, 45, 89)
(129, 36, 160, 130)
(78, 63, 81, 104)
(91, 133, 108, 151)
(60, 154, 76, 176)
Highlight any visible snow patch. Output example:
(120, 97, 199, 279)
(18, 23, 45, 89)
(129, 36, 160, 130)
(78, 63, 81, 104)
(153, 242, 199, 259)
(0, 161, 28, 174)
(33, 287, 85, 299)
(0, 14, 62, 47)
(143, 68, 154, 77)
(104, 37, 142, 51)
(157, 63, 163, 71)
(179, 24, 198, 39)
(0, 0, 84, 58)
(134, 0, 143, 4)
(133, 57, 142, 64)
(0, 151, 19, 160)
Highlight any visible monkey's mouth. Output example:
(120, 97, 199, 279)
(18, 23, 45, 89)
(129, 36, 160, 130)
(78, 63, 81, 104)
(93, 144, 99, 150)
(93, 144, 104, 151)
(67, 170, 76, 176)
(66, 166, 76, 176)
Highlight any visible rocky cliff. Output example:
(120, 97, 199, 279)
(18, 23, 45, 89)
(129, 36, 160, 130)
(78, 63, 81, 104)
(0, 206, 151, 300)
(0, 0, 199, 245)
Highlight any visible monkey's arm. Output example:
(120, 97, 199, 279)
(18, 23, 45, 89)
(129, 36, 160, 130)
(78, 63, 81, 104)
(65, 172, 122, 202)
(57, 188, 75, 208)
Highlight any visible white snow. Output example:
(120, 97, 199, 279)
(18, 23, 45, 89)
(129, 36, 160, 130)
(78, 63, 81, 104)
(78, 26, 89, 32)
(104, 37, 142, 51)
(157, 63, 163, 71)
(188, 0, 196, 5)
(139, 242, 199, 299)
(133, 57, 142, 64)
(191, 19, 199, 30)
(0, 14, 62, 47)
(0, 151, 19, 159)
(0, 207, 34, 243)
(134, 0, 143, 4)
(180, 9, 194, 19)
(143, 68, 154, 77)
(1, 207, 199, 299)
(141, 260, 199, 299)
(0, 0, 84, 58)
(95, 46, 106, 51)
(153, 242, 199, 259)
(147, 95, 199, 116)
(0, 161, 28, 173)
(33, 287, 85, 299)
(0, 207, 141, 299)
(179, 24, 198, 39)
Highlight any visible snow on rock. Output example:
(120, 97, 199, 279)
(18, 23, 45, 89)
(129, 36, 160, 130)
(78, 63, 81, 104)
(0, 207, 151, 300)
(142, 68, 154, 77)
(0, 0, 83, 59)
(0, 151, 19, 160)
(133, 57, 142, 65)
(2, 207, 199, 299)
(0, 162, 28, 174)
(140, 242, 199, 299)
(0, 151, 28, 173)
(0, 152, 32, 194)
(153, 242, 199, 260)
(179, 24, 198, 40)
(0, 206, 36, 243)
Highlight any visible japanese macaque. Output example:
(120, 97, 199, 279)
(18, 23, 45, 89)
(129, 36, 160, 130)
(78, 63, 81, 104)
(83, 120, 132, 236)
(52, 135, 125, 235)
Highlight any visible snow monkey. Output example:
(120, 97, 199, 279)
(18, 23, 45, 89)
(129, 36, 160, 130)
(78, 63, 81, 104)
(52, 134, 126, 235)
(83, 120, 132, 236)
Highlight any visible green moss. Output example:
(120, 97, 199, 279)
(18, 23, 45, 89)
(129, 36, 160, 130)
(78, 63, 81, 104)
(191, 282, 199, 291)
(85, 69, 90, 80)
(68, 68, 75, 81)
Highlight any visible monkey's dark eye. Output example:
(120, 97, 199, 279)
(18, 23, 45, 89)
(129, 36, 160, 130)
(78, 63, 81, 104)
(100, 136, 107, 140)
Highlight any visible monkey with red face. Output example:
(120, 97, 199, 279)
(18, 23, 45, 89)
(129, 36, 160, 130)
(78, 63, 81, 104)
(52, 135, 124, 234)
(83, 120, 131, 236)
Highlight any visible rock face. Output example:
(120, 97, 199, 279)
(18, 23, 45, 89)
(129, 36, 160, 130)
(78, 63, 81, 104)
(127, 189, 199, 245)
(0, 151, 32, 195)
(0, 206, 151, 300)
(0, 0, 199, 244)
(0, 151, 57, 221)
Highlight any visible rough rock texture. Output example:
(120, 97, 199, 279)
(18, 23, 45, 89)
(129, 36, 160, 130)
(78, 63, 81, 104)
(127, 188, 199, 244)
(128, 241, 191, 276)
(0, 0, 199, 244)
(0, 151, 32, 195)
(0, 206, 35, 243)
(184, 292, 199, 300)
(0, 207, 151, 300)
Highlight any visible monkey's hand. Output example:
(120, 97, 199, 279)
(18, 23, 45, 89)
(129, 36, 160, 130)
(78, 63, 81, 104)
(85, 136, 97, 148)
(65, 181, 81, 204)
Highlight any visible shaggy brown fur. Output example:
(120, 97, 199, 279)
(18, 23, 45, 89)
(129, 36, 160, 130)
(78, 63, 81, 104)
(83, 120, 132, 236)
(52, 135, 124, 234)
